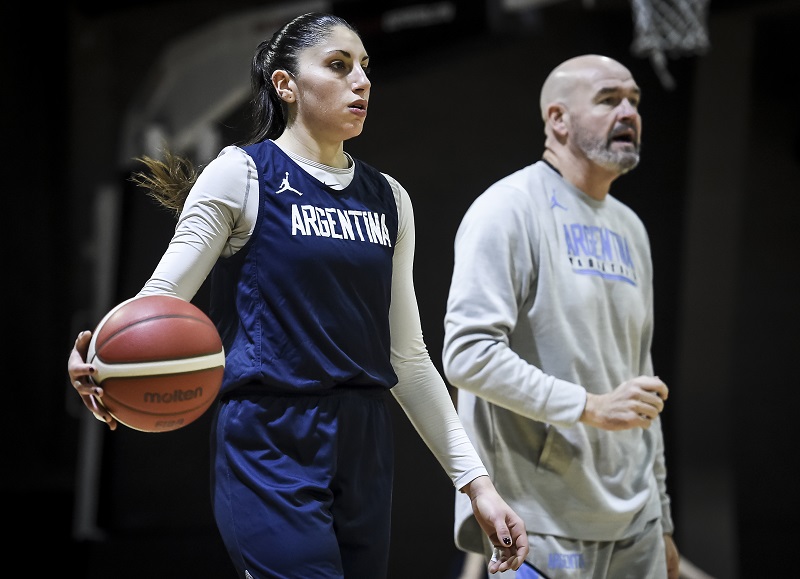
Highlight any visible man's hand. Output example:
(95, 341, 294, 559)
(664, 534, 679, 579)
(580, 375, 668, 431)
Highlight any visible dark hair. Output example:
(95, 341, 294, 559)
(131, 12, 358, 214)
(247, 12, 357, 144)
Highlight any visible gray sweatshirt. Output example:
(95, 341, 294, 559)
(443, 161, 673, 553)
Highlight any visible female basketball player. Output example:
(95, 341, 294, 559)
(67, 12, 528, 579)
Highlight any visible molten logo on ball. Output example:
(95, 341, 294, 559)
(144, 386, 205, 404)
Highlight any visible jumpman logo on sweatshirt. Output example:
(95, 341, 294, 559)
(550, 191, 567, 210)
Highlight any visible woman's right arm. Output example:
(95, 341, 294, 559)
(138, 145, 257, 299)
(67, 145, 258, 427)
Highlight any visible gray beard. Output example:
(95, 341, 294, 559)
(574, 128, 640, 174)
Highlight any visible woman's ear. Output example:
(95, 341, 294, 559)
(271, 70, 295, 103)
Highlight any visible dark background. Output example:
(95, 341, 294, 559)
(4, 0, 798, 577)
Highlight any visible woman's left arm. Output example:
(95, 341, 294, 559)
(384, 176, 528, 572)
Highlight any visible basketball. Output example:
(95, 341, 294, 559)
(86, 294, 225, 433)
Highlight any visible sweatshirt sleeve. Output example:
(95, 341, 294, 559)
(442, 181, 587, 428)
(384, 174, 489, 490)
(643, 316, 675, 535)
(652, 415, 675, 535)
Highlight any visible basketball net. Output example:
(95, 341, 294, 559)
(629, 0, 711, 89)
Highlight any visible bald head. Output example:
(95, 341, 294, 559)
(540, 55, 635, 121)
(538, 54, 642, 194)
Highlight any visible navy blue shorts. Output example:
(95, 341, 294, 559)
(210, 387, 394, 579)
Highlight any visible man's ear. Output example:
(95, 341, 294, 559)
(547, 104, 568, 137)
(271, 70, 295, 103)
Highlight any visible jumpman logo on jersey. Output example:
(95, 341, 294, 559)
(550, 191, 567, 210)
(275, 172, 303, 196)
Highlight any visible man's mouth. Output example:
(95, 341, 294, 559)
(610, 126, 636, 144)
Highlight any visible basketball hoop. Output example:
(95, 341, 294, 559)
(629, 0, 711, 89)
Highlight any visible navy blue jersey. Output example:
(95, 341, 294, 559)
(210, 140, 399, 394)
